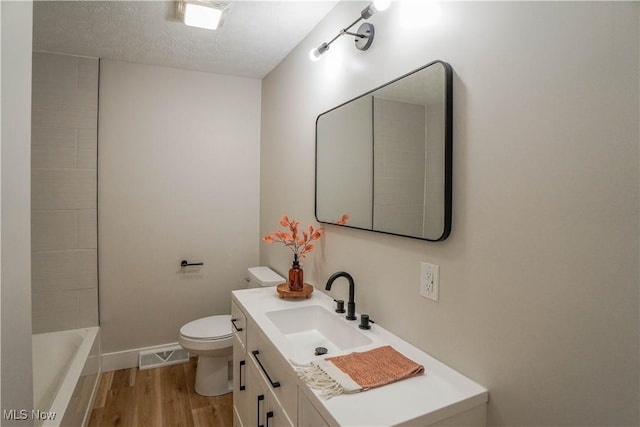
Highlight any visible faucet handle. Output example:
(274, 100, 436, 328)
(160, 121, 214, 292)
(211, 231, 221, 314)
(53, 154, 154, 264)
(359, 314, 374, 330)
(333, 299, 346, 314)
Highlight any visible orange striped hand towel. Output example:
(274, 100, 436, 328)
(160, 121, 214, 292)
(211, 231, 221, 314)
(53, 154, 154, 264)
(293, 345, 424, 399)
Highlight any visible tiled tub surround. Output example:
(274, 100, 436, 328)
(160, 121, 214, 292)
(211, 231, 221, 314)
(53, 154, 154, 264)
(372, 96, 445, 238)
(31, 52, 99, 333)
(373, 97, 427, 236)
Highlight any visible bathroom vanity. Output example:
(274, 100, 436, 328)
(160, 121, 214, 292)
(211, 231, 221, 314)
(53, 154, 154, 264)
(231, 287, 488, 426)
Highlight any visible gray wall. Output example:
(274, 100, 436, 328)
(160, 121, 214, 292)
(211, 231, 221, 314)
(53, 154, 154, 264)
(260, 2, 639, 425)
(1, 0, 34, 423)
(31, 52, 99, 333)
(98, 60, 261, 356)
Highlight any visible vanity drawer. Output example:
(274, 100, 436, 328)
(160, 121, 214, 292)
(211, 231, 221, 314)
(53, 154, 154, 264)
(231, 300, 247, 348)
(247, 317, 297, 423)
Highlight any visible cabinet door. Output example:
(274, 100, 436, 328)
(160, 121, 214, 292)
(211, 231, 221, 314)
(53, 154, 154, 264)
(246, 358, 267, 427)
(265, 390, 294, 427)
(233, 338, 250, 427)
(246, 359, 294, 427)
(298, 391, 331, 427)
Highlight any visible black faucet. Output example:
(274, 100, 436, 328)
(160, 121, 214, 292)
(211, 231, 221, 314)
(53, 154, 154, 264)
(325, 271, 356, 320)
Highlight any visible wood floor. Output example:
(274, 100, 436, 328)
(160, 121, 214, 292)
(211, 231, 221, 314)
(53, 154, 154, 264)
(88, 358, 233, 427)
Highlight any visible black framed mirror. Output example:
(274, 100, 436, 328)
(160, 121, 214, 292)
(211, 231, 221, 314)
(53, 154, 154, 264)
(315, 60, 452, 241)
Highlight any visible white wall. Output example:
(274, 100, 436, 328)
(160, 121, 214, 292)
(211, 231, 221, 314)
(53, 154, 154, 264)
(99, 60, 261, 356)
(260, 2, 639, 425)
(1, 0, 34, 423)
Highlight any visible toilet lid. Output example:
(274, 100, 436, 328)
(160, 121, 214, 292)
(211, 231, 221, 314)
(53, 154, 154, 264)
(180, 315, 232, 340)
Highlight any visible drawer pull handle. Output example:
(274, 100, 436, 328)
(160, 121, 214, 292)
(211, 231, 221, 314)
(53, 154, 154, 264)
(257, 394, 265, 427)
(266, 411, 274, 427)
(239, 360, 246, 391)
(231, 318, 243, 332)
(252, 350, 281, 388)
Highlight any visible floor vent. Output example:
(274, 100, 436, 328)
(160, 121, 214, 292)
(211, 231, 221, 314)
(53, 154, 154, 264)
(139, 345, 190, 370)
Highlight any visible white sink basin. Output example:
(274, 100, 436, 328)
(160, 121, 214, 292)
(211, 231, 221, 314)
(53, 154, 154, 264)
(265, 305, 372, 360)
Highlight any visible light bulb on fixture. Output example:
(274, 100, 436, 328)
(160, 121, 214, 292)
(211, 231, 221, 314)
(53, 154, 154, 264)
(373, 0, 391, 12)
(309, 43, 330, 62)
(361, 0, 391, 19)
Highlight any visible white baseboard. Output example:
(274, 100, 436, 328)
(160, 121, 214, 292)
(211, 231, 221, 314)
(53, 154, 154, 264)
(101, 342, 182, 372)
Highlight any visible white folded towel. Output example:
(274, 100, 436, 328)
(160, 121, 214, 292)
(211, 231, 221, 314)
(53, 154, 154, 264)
(292, 358, 362, 399)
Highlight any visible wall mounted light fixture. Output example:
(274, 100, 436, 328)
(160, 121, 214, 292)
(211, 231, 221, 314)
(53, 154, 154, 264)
(176, 0, 231, 30)
(309, 0, 391, 61)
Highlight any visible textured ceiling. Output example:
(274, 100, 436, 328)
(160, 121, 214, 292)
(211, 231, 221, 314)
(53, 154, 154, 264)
(33, 1, 338, 78)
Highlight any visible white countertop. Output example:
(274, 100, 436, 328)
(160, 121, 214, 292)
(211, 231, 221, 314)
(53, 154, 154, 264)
(232, 286, 488, 426)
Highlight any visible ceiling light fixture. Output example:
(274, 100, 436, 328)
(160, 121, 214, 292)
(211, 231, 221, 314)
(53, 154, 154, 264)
(177, 0, 231, 30)
(309, 0, 391, 61)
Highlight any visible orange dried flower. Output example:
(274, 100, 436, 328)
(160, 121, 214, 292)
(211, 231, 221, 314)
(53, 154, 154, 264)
(262, 215, 324, 259)
(335, 214, 350, 225)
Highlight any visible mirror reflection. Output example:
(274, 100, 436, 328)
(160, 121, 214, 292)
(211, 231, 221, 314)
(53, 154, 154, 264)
(315, 60, 452, 241)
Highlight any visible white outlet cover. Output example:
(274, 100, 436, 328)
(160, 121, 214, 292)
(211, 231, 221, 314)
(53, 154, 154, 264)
(420, 262, 439, 302)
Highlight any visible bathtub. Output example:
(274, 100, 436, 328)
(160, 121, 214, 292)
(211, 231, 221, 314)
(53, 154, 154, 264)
(32, 327, 101, 427)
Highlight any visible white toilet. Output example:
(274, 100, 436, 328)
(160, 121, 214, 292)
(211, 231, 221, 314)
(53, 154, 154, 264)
(178, 266, 285, 396)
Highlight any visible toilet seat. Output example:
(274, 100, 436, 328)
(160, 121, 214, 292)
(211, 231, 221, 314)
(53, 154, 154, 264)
(180, 314, 232, 341)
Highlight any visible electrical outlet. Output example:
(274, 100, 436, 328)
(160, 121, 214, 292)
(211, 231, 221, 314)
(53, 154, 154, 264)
(420, 262, 439, 301)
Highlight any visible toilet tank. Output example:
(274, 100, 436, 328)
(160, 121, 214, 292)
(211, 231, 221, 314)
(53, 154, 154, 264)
(247, 266, 285, 288)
